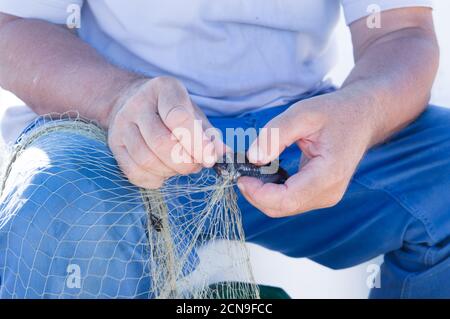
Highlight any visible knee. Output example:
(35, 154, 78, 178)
(1, 130, 141, 235)
(405, 105, 450, 164)
(0, 129, 152, 298)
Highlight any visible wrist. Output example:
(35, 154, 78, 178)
(99, 75, 148, 129)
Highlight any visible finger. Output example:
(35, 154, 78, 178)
(247, 107, 324, 165)
(112, 145, 165, 189)
(238, 157, 334, 217)
(238, 176, 286, 218)
(136, 111, 202, 175)
(122, 123, 176, 177)
(195, 110, 230, 160)
(156, 81, 217, 167)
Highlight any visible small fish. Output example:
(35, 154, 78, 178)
(213, 153, 289, 184)
(147, 154, 289, 233)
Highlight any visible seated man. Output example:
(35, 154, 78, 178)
(0, 0, 449, 298)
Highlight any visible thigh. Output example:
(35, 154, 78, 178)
(0, 124, 152, 298)
(356, 105, 450, 245)
(360, 106, 450, 298)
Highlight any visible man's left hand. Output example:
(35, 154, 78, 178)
(237, 92, 375, 217)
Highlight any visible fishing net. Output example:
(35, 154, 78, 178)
(0, 114, 259, 299)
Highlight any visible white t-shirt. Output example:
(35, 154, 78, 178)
(0, 0, 433, 116)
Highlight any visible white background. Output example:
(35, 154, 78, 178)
(1, 2, 449, 299)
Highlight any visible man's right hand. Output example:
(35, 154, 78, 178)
(107, 76, 224, 189)
(0, 14, 225, 188)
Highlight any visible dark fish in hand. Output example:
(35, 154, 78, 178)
(213, 153, 289, 184)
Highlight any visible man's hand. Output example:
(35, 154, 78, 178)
(238, 92, 372, 217)
(0, 14, 226, 189)
(237, 7, 438, 218)
(108, 76, 224, 189)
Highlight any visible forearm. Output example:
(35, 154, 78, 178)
(337, 27, 439, 146)
(0, 15, 142, 127)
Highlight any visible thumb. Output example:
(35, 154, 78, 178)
(247, 107, 324, 164)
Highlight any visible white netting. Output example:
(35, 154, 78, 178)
(0, 115, 259, 299)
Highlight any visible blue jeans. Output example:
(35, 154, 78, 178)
(1, 103, 450, 298)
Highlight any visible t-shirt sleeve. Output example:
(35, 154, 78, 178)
(0, 0, 84, 24)
(341, 0, 433, 25)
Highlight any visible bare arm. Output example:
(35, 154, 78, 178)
(0, 13, 139, 127)
(0, 13, 222, 188)
(239, 8, 439, 217)
(343, 7, 439, 145)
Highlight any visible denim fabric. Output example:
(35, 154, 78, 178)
(211, 104, 450, 298)
(1, 102, 450, 298)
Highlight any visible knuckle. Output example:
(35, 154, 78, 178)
(133, 152, 175, 178)
(150, 135, 167, 151)
(134, 154, 156, 170)
(176, 163, 201, 175)
(129, 173, 164, 189)
(154, 76, 189, 100)
(124, 172, 141, 185)
(151, 133, 172, 150)
(116, 160, 134, 177)
(145, 180, 164, 190)
(113, 107, 129, 125)
(153, 75, 178, 87)
(165, 106, 192, 128)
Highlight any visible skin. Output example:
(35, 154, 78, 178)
(0, 14, 225, 190)
(240, 8, 439, 217)
(0, 8, 439, 216)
